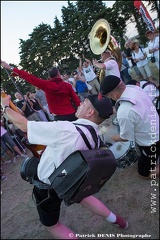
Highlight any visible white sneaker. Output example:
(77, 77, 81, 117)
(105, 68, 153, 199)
(3, 160, 12, 165)
(1, 175, 7, 181)
(20, 154, 27, 158)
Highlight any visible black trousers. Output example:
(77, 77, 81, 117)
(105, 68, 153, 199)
(137, 141, 159, 177)
(54, 112, 77, 121)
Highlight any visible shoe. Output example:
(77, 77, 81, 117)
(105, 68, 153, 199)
(12, 157, 17, 163)
(1, 175, 7, 181)
(3, 160, 12, 165)
(20, 154, 28, 158)
(113, 216, 129, 229)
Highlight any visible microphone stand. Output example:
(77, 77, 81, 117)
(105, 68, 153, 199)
(3, 68, 33, 112)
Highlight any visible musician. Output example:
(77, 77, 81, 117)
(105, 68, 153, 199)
(100, 75, 159, 179)
(1, 93, 129, 239)
(92, 50, 120, 78)
(1, 61, 81, 122)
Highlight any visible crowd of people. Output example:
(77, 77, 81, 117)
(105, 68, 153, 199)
(1, 28, 159, 239)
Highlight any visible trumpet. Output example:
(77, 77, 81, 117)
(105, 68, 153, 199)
(89, 18, 122, 82)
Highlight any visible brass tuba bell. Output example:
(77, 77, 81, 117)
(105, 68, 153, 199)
(89, 19, 122, 73)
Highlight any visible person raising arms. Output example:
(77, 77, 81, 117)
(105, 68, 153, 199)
(1, 61, 81, 121)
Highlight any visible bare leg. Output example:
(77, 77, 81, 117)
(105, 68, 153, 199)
(13, 146, 23, 156)
(47, 222, 78, 239)
(6, 149, 15, 158)
(80, 196, 128, 229)
(80, 195, 111, 217)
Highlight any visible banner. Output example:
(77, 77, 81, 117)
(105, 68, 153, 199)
(134, 1, 156, 31)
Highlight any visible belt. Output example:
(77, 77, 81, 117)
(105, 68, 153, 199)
(88, 77, 97, 82)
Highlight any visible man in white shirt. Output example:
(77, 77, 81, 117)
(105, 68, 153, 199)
(145, 30, 159, 70)
(100, 75, 159, 179)
(1, 93, 128, 239)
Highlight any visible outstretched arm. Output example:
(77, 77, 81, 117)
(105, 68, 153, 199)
(1, 60, 48, 90)
(1, 95, 28, 132)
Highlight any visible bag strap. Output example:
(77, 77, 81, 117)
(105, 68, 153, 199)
(141, 82, 151, 89)
(75, 126, 92, 150)
(74, 124, 99, 149)
(141, 80, 158, 90)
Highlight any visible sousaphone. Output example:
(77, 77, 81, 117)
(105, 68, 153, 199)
(89, 19, 122, 82)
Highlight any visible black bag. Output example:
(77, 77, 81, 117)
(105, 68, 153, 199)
(20, 124, 117, 206)
(151, 56, 156, 63)
(49, 148, 117, 206)
(20, 156, 39, 183)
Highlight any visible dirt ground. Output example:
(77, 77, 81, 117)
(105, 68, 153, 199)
(1, 62, 159, 239)
(1, 147, 159, 240)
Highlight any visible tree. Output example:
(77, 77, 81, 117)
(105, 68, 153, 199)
(19, 23, 55, 77)
(17, 0, 158, 75)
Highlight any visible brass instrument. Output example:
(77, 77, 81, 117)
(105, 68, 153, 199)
(89, 19, 122, 82)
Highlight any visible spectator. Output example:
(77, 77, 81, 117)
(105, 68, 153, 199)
(120, 51, 133, 83)
(27, 92, 48, 121)
(63, 73, 77, 93)
(145, 30, 159, 70)
(1, 122, 27, 163)
(14, 92, 41, 121)
(2, 113, 27, 153)
(79, 55, 100, 94)
(124, 40, 143, 80)
(131, 42, 154, 82)
(72, 70, 90, 102)
(35, 87, 54, 121)
(1, 61, 81, 122)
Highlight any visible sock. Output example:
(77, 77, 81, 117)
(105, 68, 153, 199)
(106, 212, 117, 223)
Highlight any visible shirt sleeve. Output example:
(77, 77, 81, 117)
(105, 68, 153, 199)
(27, 121, 76, 146)
(13, 68, 49, 90)
(118, 118, 135, 141)
(118, 110, 137, 141)
(104, 60, 115, 71)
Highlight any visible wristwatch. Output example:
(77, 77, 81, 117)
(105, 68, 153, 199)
(10, 66, 14, 71)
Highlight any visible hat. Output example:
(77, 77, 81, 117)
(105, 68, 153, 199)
(87, 94, 113, 119)
(145, 30, 154, 37)
(48, 67, 59, 78)
(100, 75, 121, 95)
(72, 70, 78, 76)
